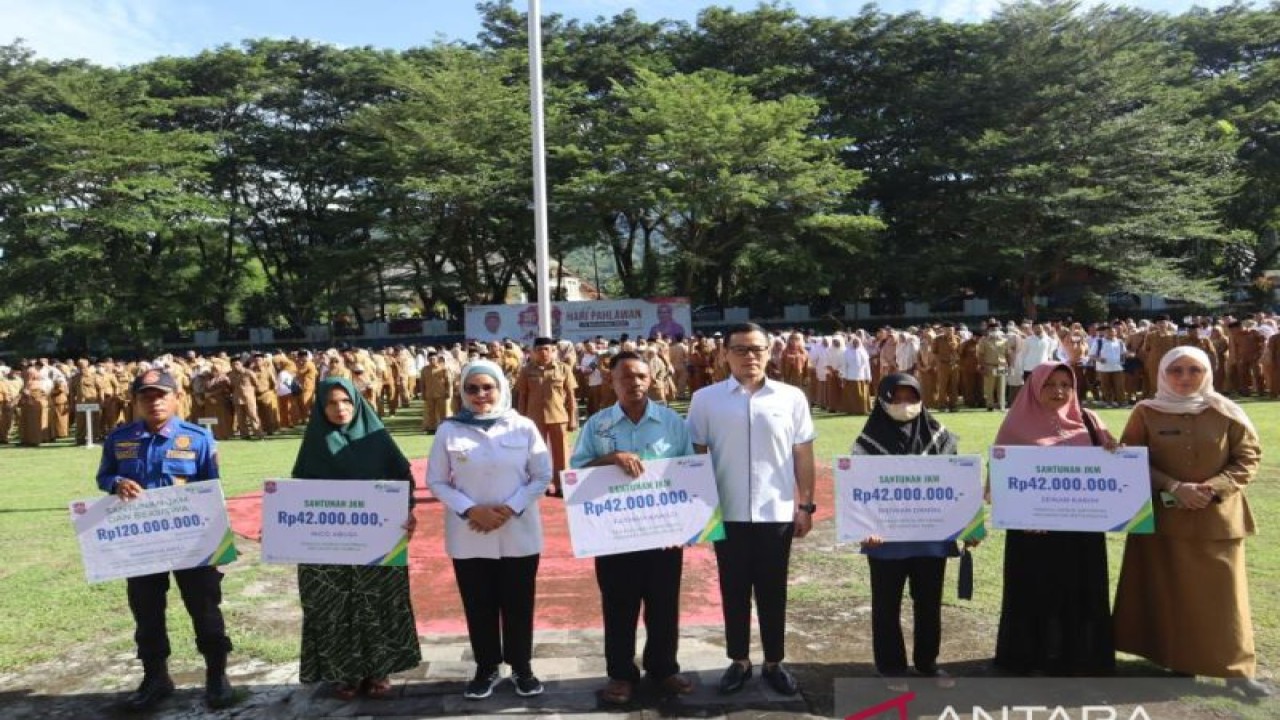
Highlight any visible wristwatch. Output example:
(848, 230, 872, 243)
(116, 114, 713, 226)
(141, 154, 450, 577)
(797, 502, 817, 514)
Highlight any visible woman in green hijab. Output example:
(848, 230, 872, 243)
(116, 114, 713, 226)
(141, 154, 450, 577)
(292, 377, 421, 699)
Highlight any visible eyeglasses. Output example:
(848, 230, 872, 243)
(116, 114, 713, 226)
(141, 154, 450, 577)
(464, 384, 498, 395)
(729, 345, 769, 357)
(1166, 366, 1205, 377)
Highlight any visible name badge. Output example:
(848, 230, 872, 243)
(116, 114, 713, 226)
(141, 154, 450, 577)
(166, 450, 197, 460)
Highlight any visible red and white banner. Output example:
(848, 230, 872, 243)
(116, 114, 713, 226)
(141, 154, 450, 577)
(465, 298, 692, 343)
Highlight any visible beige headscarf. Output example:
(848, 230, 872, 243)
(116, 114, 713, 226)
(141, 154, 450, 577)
(1138, 346, 1257, 439)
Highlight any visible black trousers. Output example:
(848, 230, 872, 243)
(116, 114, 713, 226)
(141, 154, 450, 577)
(714, 521, 793, 663)
(452, 554, 539, 673)
(127, 566, 231, 661)
(595, 547, 683, 681)
(867, 555, 946, 675)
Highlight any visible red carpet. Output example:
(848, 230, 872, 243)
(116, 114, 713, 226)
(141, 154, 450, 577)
(225, 459, 835, 635)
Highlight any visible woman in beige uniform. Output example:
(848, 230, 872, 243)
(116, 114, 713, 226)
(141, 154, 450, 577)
(18, 368, 50, 446)
(50, 372, 71, 439)
(1113, 346, 1270, 697)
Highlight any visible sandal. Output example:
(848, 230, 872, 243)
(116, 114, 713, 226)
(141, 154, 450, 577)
(333, 682, 359, 701)
(364, 677, 394, 699)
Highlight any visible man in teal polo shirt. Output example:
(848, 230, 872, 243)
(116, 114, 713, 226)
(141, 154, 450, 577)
(570, 351, 694, 705)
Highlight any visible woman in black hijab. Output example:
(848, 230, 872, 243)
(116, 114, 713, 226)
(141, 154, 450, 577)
(852, 373, 969, 689)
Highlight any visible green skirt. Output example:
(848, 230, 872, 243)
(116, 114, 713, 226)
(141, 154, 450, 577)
(298, 564, 422, 683)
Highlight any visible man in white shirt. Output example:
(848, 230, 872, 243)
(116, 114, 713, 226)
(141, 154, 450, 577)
(1093, 324, 1130, 406)
(687, 323, 816, 698)
(1018, 323, 1057, 379)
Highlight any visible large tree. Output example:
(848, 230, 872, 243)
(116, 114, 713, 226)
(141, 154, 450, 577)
(354, 46, 548, 306)
(0, 51, 216, 350)
(962, 1, 1245, 314)
(596, 68, 879, 305)
(1174, 2, 1280, 280)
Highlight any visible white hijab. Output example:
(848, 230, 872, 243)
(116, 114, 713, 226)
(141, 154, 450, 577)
(457, 359, 513, 421)
(1138, 346, 1256, 439)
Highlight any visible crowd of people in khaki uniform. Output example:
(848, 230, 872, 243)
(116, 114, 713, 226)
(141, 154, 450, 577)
(772, 312, 1280, 416)
(4, 311, 1278, 448)
(1, 345, 444, 447)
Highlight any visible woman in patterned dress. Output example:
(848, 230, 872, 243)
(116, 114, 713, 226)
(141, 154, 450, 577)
(291, 377, 421, 699)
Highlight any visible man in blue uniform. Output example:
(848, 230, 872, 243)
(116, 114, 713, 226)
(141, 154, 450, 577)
(569, 351, 695, 705)
(95, 369, 235, 711)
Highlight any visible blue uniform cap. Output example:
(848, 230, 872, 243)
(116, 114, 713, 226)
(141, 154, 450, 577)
(132, 369, 178, 394)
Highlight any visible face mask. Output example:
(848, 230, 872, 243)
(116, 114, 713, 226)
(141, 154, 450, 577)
(885, 402, 923, 422)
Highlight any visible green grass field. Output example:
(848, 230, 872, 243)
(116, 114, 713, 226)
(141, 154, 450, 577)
(1, 400, 1276, 689)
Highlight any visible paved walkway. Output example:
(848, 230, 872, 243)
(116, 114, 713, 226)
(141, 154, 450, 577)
(2, 626, 823, 719)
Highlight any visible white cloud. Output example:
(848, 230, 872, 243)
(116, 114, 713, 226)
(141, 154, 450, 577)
(0, 0, 202, 66)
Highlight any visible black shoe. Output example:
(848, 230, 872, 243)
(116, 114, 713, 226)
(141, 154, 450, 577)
(205, 673, 236, 709)
(718, 661, 752, 694)
(762, 663, 799, 696)
(1228, 678, 1274, 698)
(512, 671, 544, 697)
(464, 667, 502, 700)
(124, 674, 175, 712)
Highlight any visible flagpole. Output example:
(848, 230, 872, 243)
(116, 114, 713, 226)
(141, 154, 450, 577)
(528, 0, 552, 337)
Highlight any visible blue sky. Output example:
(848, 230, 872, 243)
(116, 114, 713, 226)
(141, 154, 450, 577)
(2, 0, 1239, 67)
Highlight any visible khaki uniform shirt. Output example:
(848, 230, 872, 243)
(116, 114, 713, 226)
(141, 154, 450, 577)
(421, 364, 453, 399)
(297, 360, 318, 392)
(70, 370, 104, 404)
(977, 335, 1009, 371)
(1141, 330, 1178, 366)
(515, 360, 577, 425)
(1121, 404, 1258, 540)
(229, 369, 257, 405)
(931, 334, 961, 367)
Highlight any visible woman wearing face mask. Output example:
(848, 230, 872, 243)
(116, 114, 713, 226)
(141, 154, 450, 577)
(853, 374, 974, 689)
(426, 360, 553, 700)
(992, 362, 1117, 676)
(1112, 348, 1270, 697)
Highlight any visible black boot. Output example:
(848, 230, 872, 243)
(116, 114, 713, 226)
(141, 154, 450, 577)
(124, 658, 174, 712)
(204, 652, 237, 709)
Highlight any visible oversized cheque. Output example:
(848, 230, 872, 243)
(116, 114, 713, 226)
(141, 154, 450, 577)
(260, 478, 412, 566)
(71, 481, 238, 584)
(834, 454, 986, 543)
(562, 454, 724, 558)
(988, 445, 1153, 532)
